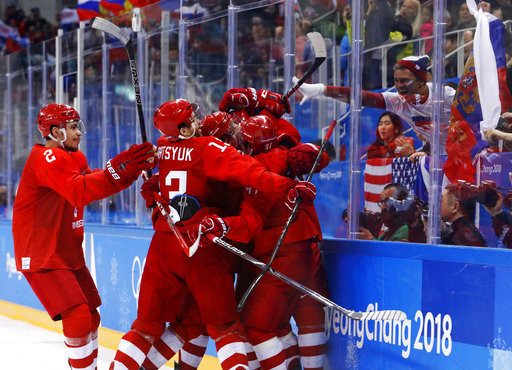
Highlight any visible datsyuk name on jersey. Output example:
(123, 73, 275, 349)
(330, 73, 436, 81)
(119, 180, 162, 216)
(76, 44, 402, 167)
(157, 146, 194, 162)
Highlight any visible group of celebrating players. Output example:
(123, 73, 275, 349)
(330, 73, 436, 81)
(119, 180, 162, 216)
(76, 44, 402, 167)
(12, 86, 331, 370)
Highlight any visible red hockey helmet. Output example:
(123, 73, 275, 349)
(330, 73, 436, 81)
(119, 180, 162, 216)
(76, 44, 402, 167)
(37, 104, 81, 138)
(199, 112, 233, 138)
(240, 115, 277, 155)
(154, 99, 201, 139)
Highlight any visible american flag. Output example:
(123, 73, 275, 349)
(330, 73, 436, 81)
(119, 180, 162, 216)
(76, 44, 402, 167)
(364, 157, 419, 212)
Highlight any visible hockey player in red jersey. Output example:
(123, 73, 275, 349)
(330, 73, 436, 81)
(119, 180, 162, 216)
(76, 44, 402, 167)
(132, 95, 328, 370)
(193, 107, 327, 369)
(12, 104, 156, 370)
(110, 99, 314, 370)
(219, 88, 330, 370)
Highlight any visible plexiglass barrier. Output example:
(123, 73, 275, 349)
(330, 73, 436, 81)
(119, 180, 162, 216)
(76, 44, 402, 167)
(1, 0, 512, 249)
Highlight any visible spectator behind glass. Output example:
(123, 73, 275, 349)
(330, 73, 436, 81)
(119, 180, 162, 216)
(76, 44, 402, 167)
(445, 33, 459, 79)
(359, 183, 411, 242)
(463, 29, 474, 64)
(363, 0, 394, 90)
(339, 4, 351, 87)
(441, 185, 487, 247)
(292, 19, 312, 78)
(240, 14, 283, 91)
(497, 0, 512, 20)
(419, 5, 433, 55)
(483, 111, 512, 152)
(445, 9, 456, 33)
(398, 0, 422, 37)
(387, 0, 421, 85)
(481, 173, 512, 248)
(367, 111, 415, 159)
(456, 2, 477, 30)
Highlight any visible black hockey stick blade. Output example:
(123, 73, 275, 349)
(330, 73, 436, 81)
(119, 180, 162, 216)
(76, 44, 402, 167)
(237, 119, 337, 312)
(213, 236, 406, 321)
(283, 32, 326, 101)
(90, 17, 130, 46)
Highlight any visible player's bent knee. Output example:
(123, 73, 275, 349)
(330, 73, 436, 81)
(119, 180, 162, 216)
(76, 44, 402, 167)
(244, 326, 276, 346)
(90, 309, 101, 332)
(62, 303, 92, 339)
(207, 320, 244, 340)
(132, 318, 166, 338)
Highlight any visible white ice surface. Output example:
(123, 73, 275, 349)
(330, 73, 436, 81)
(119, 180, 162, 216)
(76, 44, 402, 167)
(0, 314, 173, 369)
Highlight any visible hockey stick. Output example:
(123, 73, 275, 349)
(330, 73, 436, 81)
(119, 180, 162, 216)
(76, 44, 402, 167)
(91, 18, 197, 255)
(146, 186, 200, 257)
(238, 118, 337, 312)
(213, 236, 406, 321)
(90, 17, 149, 146)
(282, 32, 326, 102)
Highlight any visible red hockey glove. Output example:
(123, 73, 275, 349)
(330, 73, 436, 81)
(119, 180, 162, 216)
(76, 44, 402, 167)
(140, 173, 169, 209)
(258, 89, 291, 118)
(106, 142, 156, 185)
(287, 143, 330, 178)
(219, 88, 259, 112)
(198, 215, 229, 247)
(285, 181, 316, 210)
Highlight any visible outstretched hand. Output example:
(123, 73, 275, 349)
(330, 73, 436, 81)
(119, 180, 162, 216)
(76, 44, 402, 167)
(292, 76, 325, 105)
(106, 142, 156, 185)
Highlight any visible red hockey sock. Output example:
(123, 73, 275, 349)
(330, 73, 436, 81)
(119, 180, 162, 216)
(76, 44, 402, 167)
(251, 337, 287, 370)
(62, 304, 95, 370)
(141, 327, 185, 369)
(179, 334, 209, 369)
(244, 341, 261, 370)
(110, 330, 154, 370)
(297, 329, 326, 370)
(278, 330, 300, 370)
(214, 332, 249, 370)
(208, 321, 249, 370)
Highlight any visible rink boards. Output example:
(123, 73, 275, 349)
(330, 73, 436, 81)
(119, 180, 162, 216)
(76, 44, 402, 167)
(322, 239, 512, 369)
(2, 220, 512, 369)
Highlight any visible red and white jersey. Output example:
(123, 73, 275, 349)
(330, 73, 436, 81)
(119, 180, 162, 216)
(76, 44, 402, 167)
(153, 136, 295, 233)
(382, 83, 456, 148)
(12, 144, 123, 272)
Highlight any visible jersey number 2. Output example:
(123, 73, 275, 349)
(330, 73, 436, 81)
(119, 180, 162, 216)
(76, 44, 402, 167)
(43, 149, 56, 163)
(165, 170, 186, 199)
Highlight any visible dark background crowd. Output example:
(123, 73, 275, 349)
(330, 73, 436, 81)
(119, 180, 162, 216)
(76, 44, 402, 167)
(3, 1, 512, 88)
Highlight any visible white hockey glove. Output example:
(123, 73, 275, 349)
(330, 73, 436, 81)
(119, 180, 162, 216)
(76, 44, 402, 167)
(292, 76, 326, 106)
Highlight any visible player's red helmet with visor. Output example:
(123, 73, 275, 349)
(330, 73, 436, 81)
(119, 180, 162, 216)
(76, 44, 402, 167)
(240, 115, 277, 155)
(154, 99, 202, 139)
(37, 104, 81, 138)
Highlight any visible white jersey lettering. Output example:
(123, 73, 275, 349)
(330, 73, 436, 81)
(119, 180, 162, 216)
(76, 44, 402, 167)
(158, 147, 194, 161)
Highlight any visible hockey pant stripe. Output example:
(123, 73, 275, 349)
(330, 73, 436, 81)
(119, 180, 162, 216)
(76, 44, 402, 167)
(252, 337, 287, 370)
